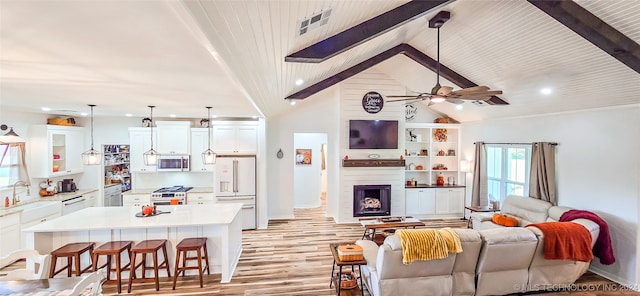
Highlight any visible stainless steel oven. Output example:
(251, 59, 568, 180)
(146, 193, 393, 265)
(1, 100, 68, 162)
(150, 186, 192, 205)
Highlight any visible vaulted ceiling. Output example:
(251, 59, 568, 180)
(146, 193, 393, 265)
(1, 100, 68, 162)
(1, 0, 639, 122)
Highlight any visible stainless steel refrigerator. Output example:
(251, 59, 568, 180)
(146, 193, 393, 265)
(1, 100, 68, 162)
(215, 155, 256, 230)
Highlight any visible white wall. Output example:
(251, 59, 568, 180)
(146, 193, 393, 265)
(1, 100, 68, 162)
(293, 133, 326, 208)
(265, 86, 340, 220)
(461, 105, 640, 287)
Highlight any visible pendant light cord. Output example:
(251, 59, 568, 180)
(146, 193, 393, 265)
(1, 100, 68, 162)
(89, 104, 95, 150)
(149, 106, 155, 149)
(207, 107, 212, 149)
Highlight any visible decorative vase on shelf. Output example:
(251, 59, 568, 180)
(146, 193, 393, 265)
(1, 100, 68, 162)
(436, 173, 445, 185)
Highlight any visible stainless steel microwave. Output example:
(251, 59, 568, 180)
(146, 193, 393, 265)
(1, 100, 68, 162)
(157, 155, 190, 172)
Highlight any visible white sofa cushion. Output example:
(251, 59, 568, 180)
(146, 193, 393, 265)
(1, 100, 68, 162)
(501, 195, 552, 226)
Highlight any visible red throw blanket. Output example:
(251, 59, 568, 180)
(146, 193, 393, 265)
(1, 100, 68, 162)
(560, 209, 616, 265)
(527, 222, 593, 262)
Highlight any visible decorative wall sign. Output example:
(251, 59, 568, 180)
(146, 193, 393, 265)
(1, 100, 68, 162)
(362, 91, 384, 114)
(295, 149, 312, 165)
(405, 104, 417, 121)
(276, 149, 284, 159)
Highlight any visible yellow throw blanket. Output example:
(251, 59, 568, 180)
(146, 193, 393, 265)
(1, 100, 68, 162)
(396, 228, 463, 264)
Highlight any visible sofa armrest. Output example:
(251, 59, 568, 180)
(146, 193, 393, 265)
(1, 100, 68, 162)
(470, 212, 494, 222)
(356, 239, 379, 270)
(569, 219, 600, 248)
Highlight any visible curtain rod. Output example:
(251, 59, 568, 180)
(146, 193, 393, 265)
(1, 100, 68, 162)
(474, 142, 558, 145)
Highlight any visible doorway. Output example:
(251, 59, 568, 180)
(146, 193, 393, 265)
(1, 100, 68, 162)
(293, 133, 327, 209)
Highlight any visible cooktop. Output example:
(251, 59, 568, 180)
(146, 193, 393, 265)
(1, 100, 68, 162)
(154, 186, 193, 193)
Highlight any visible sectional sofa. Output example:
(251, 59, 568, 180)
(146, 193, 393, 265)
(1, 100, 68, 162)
(355, 196, 601, 296)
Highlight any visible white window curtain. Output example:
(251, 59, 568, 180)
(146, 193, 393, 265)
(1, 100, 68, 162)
(0, 143, 30, 187)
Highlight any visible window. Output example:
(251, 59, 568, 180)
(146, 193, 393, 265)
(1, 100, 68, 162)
(486, 144, 531, 203)
(0, 144, 24, 188)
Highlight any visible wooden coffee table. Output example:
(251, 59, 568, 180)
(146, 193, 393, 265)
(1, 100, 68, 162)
(359, 217, 425, 245)
(329, 242, 366, 296)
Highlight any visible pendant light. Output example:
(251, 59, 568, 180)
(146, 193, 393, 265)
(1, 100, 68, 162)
(143, 105, 160, 165)
(201, 106, 216, 164)
(0, 124, 26, 144)
(81, 104, 101, 165)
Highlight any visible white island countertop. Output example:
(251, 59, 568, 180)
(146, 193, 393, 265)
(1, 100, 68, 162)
(23, 203, 243, 283)
(24, 203, 241, 232)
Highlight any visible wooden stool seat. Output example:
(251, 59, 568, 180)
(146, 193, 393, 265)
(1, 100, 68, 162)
(92, 241, 133, 294)
(127, 239, 171, 293)
(172, 238, 210, 289)
(49, 242, 95, 278)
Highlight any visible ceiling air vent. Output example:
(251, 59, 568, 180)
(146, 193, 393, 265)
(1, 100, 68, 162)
(298, 8, 332, 36)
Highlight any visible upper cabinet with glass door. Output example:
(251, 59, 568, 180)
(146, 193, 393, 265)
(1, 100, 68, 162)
(30, 125, 85, 178)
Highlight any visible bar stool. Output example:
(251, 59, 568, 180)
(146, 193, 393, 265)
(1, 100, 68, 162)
(172, 238, 210, 289)
(127, 239, 171, 293)
(49, 242, 95, 278)
(91, 241, 133, 294)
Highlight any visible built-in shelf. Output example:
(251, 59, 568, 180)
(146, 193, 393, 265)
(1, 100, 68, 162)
(342, 159, 405, 167)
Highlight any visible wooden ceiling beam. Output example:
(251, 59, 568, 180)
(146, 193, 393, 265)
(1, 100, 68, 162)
(285, 0, 455, 63)
(528, 0, 640, 75)
(285, 43, 508, 105)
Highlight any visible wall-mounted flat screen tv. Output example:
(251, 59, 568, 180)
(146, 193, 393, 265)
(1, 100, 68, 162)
(349, 120, 399, 149)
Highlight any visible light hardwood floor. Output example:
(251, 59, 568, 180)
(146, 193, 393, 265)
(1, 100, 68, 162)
(3, 200, 635, 295)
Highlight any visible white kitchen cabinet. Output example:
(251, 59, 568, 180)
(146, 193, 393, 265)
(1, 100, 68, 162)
(190, 128, 215, 172)
(188, 193, 215, 205)
(29, 125, 85, 178)
(435, 187, 465, 215)
(84, 190, 98, 207)
(213, 125, 257, 154)
(0, 212, 20, 257)
(129, 127, 157, 173)
(20, 202, 62, 249)
(122, 194, 151, 207)
(405, 188, 436, 217)
(156, 121, 190, 155)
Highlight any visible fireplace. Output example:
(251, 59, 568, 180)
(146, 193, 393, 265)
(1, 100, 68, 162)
(353, 185, 391, 217)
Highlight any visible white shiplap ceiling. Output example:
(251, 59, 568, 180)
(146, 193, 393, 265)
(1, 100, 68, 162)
(1, 0, 639, 122)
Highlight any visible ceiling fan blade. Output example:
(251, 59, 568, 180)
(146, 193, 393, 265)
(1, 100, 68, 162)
(453, 86, 490, 93)
(448, 90, 503, 98)
(387, 97, 425, 102)
(386, 95, 422, 98)
(445, 98, 464, 104)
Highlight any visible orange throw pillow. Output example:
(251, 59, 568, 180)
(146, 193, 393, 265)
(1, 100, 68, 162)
(492, 213, 518, 227)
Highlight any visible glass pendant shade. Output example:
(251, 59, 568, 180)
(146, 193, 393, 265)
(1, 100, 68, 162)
(82, 104, 101, 165)
(143, 149, 159, 166)
(202, 148, 216, 165)
(201, 106, 216, 165)
(143, 105, 160, 166)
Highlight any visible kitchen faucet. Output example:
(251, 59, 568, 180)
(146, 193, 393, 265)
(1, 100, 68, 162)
(12, 181, 30, 206)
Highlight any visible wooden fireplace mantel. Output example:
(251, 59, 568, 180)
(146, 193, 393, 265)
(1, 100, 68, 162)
(342, 159, 406, 167)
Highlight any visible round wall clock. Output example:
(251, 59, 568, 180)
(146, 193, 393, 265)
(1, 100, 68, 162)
(405, 104, 417, 121)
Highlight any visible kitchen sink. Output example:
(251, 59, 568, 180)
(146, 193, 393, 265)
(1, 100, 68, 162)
(18, 201, 63, 223)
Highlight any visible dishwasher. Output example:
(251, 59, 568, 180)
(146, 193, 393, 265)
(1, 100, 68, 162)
(61, 196, 87, 215)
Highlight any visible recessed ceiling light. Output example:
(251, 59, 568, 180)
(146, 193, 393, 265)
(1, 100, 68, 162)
(169, 114, 176, 118)
(455, 104, 463, 110)
(295, 79, 304, 86)
(211, 115, 218, 118)
(41, 107, 51, 112)
(125, 113, 132, 117)
(251, 115, 258, 119)
(540, 88, 552, 95)
(290, 100, 297, 106)
(80, 112, 88, 116)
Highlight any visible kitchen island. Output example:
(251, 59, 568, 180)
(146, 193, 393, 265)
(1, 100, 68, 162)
(23, 203, 243, 283)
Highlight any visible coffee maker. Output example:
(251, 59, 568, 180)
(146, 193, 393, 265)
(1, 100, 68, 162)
(57, 179, 77, 193)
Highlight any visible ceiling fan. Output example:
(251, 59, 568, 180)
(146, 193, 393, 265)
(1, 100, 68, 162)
(387, 11, 503, 105)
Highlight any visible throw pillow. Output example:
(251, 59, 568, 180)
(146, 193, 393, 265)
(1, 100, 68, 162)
(492, 213, 518, 227)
